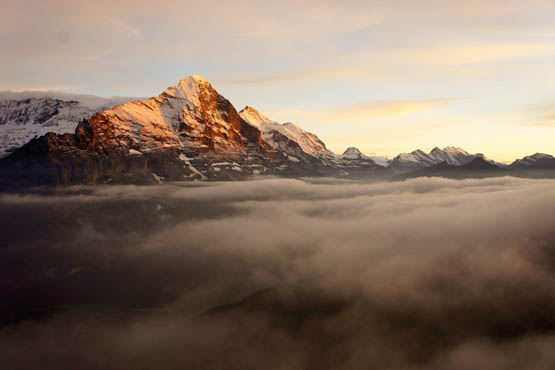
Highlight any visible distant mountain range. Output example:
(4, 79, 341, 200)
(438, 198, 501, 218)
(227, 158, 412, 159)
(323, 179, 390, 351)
(0, 75, 554, 190)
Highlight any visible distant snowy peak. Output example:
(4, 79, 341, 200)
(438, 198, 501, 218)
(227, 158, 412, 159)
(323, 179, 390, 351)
(341, 147, 369, 160)
(239, 106, 276, 128)
(162, 75, 210, 104)
(389, 146, 477, 173)
(239, 106, 334, 159)
(336, 146, 391, 167)
(510, 153, 555, 169)
(429, 146, 472, 166)
(516, 152, 554, 164)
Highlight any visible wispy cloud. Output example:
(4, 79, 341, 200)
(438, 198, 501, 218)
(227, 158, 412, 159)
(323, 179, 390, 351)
(266, 98, 458, 124)
(528, 116, 555, 127)
(216, 42, 555, 86)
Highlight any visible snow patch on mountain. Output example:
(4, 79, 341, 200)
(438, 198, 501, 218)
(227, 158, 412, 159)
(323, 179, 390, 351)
(341, 147, 369, 160)
(388, 146, 481, 173)
(337, 147, 390, 166)
(94, 75, 255, 153)
(0, 98, 98, 157)
(514, 153, 554, 165)
(239, 106, 334, 159)
(510, 153, 555, 169)
(0, 90, 140, 110)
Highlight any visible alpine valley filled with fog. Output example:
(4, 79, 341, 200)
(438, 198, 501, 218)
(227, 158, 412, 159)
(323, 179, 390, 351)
(2, 177, 555, 369)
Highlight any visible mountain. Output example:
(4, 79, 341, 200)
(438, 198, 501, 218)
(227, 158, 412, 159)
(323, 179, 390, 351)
(340, 147, 368, 160)
(388, 149, 440, 173)
(388, 146, 485, 173)
(1, 76, 554, 190)
(0, 76, 294, 188)
(510, 153, 555, 170)
(429, 146, 474, 165)
(338, 147, 390, 166)
(326, 147, 385, 177)
(0, 95, 138, 157)
(238, 106, 334, 161)
(2, 75, 384, 190)
(398, 157, 508, 180)
(0, 90, 140, 109)
(0, 98, 94, 157)
(239, 108, 386, 177)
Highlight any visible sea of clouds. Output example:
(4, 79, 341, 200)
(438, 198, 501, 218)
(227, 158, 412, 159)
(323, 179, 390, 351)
(1, 176, 555, 369)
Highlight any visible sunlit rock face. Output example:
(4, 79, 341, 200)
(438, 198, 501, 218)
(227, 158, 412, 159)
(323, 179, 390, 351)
(82, 75, 273, 156)
(0, 76, 293, 188)
(0, 76, 391, 189)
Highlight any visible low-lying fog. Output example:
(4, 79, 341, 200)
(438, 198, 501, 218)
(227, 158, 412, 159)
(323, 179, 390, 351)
(2, 177, 555, 369)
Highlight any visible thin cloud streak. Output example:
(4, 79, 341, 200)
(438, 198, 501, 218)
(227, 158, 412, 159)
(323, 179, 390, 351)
(266, 98, 458, 124)
(216, 42, 555, 86)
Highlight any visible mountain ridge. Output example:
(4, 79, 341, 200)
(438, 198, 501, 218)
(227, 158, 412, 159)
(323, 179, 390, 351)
(1, 75, 554, 189)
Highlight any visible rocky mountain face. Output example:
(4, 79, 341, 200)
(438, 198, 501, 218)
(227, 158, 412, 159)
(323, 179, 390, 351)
(2, 76, 555, 189)
(0, 93, 141, 158)
(0, 76, 345, 189)
(237, 107, 386, 177)
(239, 106, 334, 160)
(0, 98, 96, 157)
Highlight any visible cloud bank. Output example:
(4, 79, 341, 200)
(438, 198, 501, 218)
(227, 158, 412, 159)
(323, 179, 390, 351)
(1, 177, 555, 369)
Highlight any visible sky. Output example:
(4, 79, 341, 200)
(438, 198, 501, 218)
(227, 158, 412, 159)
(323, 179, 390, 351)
(1, 0, 555, 162)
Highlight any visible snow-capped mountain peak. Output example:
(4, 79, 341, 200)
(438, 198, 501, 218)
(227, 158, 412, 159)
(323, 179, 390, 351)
(428, 146, 473, 166)
(510, 152, 555, 169)
(342, 147, 368, 160)
(520, 153, 554, 163)
(239, 106, 275, 128)
(162, 75, 212, 103)
(389, 146, 477, 173)
(239, 106, 334, 159)
(0, 98, 98, 157)
(443, 146, 469, 155)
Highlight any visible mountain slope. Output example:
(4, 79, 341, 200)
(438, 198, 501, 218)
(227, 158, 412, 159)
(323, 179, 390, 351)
(388, 146, 490, 173)
(0, 76, 291, 188)
(429, 146, 474, 165)
(388, 149, 439, 173)
(239, 106, 334, 160)
(338, 147, 390, 166)
(0, 98, 96, 157)
(510, 153, 555, 170)
(397, 157, 508, 180)
(0, 93, 142, 157)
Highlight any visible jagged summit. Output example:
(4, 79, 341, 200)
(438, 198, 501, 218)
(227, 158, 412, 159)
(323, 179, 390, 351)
(389, 146, 476, 173)
(239, 106, 334, 159)
(4, 75, 555, 189)
(510, 152, 555, 169)
(239, 106, 275, 128)
(342, 147, 367, 160)
(162, 75, 212, 101)
(190, 74, 208, 82)
(442, 146, 469, 154)
(0, 75, 282, 187)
